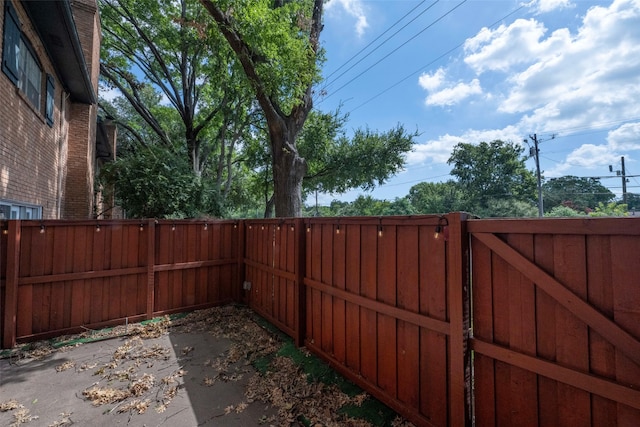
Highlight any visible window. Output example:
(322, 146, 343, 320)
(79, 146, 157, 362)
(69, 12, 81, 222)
(2, 2, 46, 116)
(46, 74, 54, 126)
(2, 1, 20, 84)
(0, 200, 42, 219)
(18, 38, 42, 107)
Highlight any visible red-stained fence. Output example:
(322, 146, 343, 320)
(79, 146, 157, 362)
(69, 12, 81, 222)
(468, 218, 640, 427)
(3, 215, 640, 427)
(1, 219, 241, 348)
(243, 214, 472, 427)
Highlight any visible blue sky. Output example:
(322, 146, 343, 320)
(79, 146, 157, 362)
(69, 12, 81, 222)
(315, 0, 640, 204)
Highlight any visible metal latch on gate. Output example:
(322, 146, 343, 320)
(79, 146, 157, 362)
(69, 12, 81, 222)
(243, 281, 252, 290)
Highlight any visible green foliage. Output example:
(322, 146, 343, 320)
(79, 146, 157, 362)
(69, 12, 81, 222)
(542, 176, 614, 213)
(209, 0, 323, 114)
(588, 202, 629, 217)
(99, 146, 222, 218)
(625, 193, 640, 210)
(545, 205, 585, 217)
(299, 110, 416, 196)
(99, 0, 257, 216)
(448, 140, 537, 209)
(408, 181, 466, 214)
(471, 198, 538, 218)
(304, 195, 415, 217)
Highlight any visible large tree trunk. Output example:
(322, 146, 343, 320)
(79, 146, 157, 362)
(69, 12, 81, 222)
(271, 137, 306, 217)
(199, 0, 323, 217)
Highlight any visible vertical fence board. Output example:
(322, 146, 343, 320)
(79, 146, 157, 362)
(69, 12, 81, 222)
(470, 235, 495, 426)
(321, 224, 333, 354)
(345, 224, 361, 371)
(506, 234, 538, 427)
(554, 235, 591, 427)
(586, 235, 617, 425)
(396, 226, 419, 409)
(332, 224, 346, 365)
(360, 224, 378, 385)
(377, 224, 397, 397)
(610, 235, 640, 424)
(3, 220, 20, 348)
(419, 225, 448, 427)
(0, 221, 7, 345)
(156, 223, 171, 313)
(533, 234, 559, 427)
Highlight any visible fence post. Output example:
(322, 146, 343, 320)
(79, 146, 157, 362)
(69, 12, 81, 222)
(236, 220, 246, 304)
(447, 212, 471, 427)
(294, 218, 306, 347)
(146, 219, 156, 320)
(3, 220, 20, 349)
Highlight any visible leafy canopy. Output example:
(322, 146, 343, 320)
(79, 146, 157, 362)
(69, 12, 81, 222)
(299, 110, 416, 196)
(542, 176, 614, 213)
(448, 140, 537, 209)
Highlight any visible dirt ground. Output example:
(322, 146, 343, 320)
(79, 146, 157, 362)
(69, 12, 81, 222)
(0, 305, 411, 427)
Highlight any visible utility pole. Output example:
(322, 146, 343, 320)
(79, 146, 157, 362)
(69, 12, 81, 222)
(528, 134, 543, 217)
(622, 156, 627, 205)
(609, 156, 628, 204)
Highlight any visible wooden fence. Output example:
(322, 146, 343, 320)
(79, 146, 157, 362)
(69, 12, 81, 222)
(2, 215, 640, 427)
(1, 219, 241, 348)
(468, 218, 640, 427)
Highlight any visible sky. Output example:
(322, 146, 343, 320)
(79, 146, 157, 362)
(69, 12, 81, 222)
(314, 0, 640, 205)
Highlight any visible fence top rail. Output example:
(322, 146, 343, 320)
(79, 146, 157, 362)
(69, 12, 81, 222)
(468, 216, 640, 235)
(1, 219, 241, 228)
(245, 214, 445, 227)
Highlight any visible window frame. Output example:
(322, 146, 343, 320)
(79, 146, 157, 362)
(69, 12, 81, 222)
(17, 35, 42, 108)
(0, 200, 42, 220)
(2, 1, 49, 122)
(46, 73, 55, 126)
(2, 0, 20, 85)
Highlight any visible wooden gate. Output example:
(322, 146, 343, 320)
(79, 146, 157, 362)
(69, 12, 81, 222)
(243, 218, 305, 345)
(469, 218, 640, 426)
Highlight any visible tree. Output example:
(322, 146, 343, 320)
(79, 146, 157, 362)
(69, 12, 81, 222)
(100, 0, 255, 191)
(542, 176, 614, 213)
(448, 140, 537, 210)
(545, 205, 585, 217)
(626, 193, 640, 211)
(300, 110, 417, 196)
(99, 145, 220, 218)
(199, 0, 324, 217)
(408, 181, 466, 214)
(588, 202, 629, 217)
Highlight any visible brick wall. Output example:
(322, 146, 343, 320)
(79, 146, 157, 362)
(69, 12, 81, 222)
(0, 0, 68, 218)
(0, 0, 100, 219)
(62, 0, 100, 219)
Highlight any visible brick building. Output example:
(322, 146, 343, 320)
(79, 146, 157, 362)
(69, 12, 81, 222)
(0, 0, 114, 220)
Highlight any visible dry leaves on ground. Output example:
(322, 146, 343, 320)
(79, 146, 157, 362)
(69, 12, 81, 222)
(0, 401, 39, 427)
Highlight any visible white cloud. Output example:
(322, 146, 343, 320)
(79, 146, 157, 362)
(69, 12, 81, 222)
(608, 122, 640, 151)
(544, 121, 640, 176)
(464, 0, 640, 135)
(464, 19, 570, 74)
(418, 68, 446, 91)
(425, 79, 482, 106)
(406, 125, 525, 166)
(525, 0, 574, 14)
(325, 0, 369, 37)
(566, 144, 620, 168)
(418, 68, 482, 106)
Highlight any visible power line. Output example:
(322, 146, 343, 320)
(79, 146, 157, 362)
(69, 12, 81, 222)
(348, 5, 525, 113)
(322, 0, 433, 85)
(319, 0, 468, 104)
